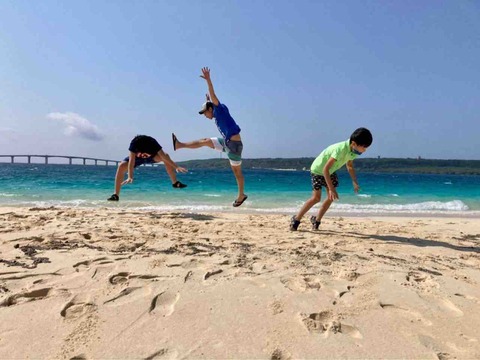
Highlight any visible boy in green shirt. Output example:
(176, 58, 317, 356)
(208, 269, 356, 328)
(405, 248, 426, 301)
(290, 128, 373, 231)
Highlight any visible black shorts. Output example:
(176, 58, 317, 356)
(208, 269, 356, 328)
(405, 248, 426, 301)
(123, 156, 156, 168)
(311, 172, 339, 191)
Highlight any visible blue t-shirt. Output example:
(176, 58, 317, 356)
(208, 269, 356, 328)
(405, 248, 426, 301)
(213, 103, 241, 141)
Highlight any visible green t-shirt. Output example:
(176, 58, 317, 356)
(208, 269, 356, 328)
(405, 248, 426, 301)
(310, 140, 358, 175)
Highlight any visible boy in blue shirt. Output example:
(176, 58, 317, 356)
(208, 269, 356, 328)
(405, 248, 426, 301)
(290, 128, 373, 231)
(172, 67, 247, 207)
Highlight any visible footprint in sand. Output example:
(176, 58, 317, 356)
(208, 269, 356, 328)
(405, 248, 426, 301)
(108, 272, 159, 285)
(269, 300, 284, 315)
(103, 286, 151, 306)
(0, 287, 59, 307)
(454, 293, 479, 303)
(379, 302, 433, 326)
(300, 311, 362, 339)
(143, 348, 178, 360)
(61, 295, 97, 320)
(281, 278, 307, 292)
(436, 298, 463, 317)
(404, 271, 439, 292)
(270, 348, 292, 360)
(149, 291, 180, 317)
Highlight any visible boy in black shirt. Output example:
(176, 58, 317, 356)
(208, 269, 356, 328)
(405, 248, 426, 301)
(107, 135, 187, 201)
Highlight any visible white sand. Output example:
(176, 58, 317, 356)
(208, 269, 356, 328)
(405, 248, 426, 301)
(1, 206, 479, 359)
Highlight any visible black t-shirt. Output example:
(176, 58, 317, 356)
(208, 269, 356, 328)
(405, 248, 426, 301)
(128, 135, 162, 155)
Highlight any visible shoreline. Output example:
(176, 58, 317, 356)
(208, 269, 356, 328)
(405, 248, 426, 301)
(1, 204, 480, 219)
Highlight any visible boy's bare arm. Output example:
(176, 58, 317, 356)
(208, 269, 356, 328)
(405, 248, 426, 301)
(323, 158, 339, 200)
(200, 67, 220, 106)
(346, 160, 360, 193)
(122, 152, 136, 185)
(157, 150, 187, 173)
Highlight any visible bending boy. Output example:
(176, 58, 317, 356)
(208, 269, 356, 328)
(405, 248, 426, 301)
(290, 128, 373, 230)
(172, 67, 247, 207)
(107, 135, 187, 201)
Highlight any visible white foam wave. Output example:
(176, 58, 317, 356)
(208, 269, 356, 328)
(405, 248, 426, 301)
(357, 194, 371, 198)
(0, 193, 17, 197)
(4, 199, 475, 216)
(332, 200, 469, 213)
(203, 194, 222, 197)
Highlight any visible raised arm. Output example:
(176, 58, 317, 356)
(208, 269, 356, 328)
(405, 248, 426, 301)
(200, 67, 219, 106)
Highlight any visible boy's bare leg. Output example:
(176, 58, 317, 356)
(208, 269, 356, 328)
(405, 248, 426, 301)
(175, 137, 214, 150)
(231, 164, 246, 202)
(294, 189, 321, 221)
(114, 161, 128, 195)
(315, 198, 333, 221)
(154, 153, 179, 184)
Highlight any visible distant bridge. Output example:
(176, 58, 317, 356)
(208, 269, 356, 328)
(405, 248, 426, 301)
(0, 155, 120, 166)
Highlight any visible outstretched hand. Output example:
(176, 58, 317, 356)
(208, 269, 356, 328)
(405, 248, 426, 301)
(200, 67, 211, 81)
(176, 166, 188, 173)
(122, 177, 133, 185)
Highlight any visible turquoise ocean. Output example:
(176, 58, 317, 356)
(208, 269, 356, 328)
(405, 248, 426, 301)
(1, 163, 479, 216)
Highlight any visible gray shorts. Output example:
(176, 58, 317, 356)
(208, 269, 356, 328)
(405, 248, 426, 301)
(211, 137, 243, 166)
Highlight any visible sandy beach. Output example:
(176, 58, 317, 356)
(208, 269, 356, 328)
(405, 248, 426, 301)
(1, 206, 479, 359)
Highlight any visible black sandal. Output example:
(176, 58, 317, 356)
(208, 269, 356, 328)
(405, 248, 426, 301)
(232, 195, 248, 207)
(310, 215, 321, 230)
(290, 215, 301, 231)
(172, 181, 187, 188)
(172, 133, 178, 151)
(107, 194, 119, 201)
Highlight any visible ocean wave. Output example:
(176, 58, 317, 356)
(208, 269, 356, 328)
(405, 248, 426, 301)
(3, 199, 476, 216)
(357, 194, 372, 198)
(332, 200, 469, 212)
(0, 193, 17, 197)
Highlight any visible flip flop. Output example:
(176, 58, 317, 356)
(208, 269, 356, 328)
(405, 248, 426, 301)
(107, 194, 119, 201)
(172, 181, 187, 188)
(232, 195, 248, 207)
(172, 133, 178, 151)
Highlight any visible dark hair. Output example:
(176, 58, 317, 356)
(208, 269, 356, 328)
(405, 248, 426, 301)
(350, 128, 373, 147)
(206, 101, 214, 111)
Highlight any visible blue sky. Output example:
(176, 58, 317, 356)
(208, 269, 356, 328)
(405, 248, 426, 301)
(1, 0, 479, 162)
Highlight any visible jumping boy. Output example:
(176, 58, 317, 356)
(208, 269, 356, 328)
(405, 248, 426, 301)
(107, 135, 187, 201)
(172, 67, 247, 207)
(290, 128, 373, 230)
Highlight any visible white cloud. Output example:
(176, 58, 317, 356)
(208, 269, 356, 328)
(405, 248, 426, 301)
(47, 112, 105, 141)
